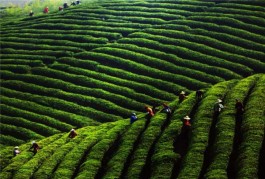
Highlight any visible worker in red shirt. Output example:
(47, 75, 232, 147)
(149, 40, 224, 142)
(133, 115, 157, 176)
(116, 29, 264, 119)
(145, 106, 154, 119)
(29, 141, 40, 155)
(43, 7, 49, 13)
(183, 116, 191, 127)
(68, 129, 77, 138)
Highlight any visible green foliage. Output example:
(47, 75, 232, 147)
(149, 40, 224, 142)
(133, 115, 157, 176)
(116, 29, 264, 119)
(0, 0, 264, 177)
(236, 75, 265, 179)
(203, 75, 260, 178)
(102, 119, 146, 178)
(177, 80, 238, 178)
(151, 92, 198, 178)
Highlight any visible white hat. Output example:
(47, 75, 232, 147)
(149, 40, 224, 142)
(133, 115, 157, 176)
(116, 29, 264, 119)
(71, 129, 75, 132)
(180, 91, 185, 95)
(217, 99, 222, 103)
(184, 116, 191, 120)
(132, 113, 136, 116)
(32, 141, 36, 144)
(14, 146, 19, 149)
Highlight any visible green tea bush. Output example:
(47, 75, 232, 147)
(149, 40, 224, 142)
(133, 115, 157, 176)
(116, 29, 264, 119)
(203, 75, 259, 178)
(0, 104, 71, 132)
(52, 124, 114, 179)
(102, 119, 147, 178)
(151, 92, 197, 178)
(75, 120, 129, 178)
(52, 63, 175, 101)
(0, 123, 44, 141)
(75, 51, 208, 90)
(177, 80, 237, 178)
(0, 115, 59, 137)
(236, 75, 265, 179)
(0, 134, 63, 179)
(94, 47, 210, 88)
(191, 29, 265, 52)
(118, 36, 250, 77)
(174, 20, 265, 45)
(58, 57, 185, 95)
(188, 16, 265, 35)
(125, 111, 169, 178)
(144, 28, 265, 70)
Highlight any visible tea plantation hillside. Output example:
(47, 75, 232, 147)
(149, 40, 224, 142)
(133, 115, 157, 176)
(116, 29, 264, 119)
(1, 74, 264, 179)
(1, 0, 265, 146)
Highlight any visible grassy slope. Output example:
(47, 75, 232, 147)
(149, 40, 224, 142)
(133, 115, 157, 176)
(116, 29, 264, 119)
(0, 74, 264, 179)
(1, 0, 265, 146)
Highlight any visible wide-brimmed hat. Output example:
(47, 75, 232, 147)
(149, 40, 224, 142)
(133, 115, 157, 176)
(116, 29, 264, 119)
(32, 141, 36, 144)
(217, 99, 222, 103)
(14, 146, 19, 149)
(184, 116, 191, 120)
(180, 91, 185, 95)
(71, 129, 75, 132)
(132, 113, 136, 116)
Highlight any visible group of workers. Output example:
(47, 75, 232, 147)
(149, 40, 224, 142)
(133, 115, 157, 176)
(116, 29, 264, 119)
(13, 129, 77, 156)
(13, 90, 245, 157)
(29, 1, 81, 16)
(213, 98, 244, 117)
(130, 103, 172, 124)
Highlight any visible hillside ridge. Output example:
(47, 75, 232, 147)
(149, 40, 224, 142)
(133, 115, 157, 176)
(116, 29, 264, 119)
(1, 74, 264, 178)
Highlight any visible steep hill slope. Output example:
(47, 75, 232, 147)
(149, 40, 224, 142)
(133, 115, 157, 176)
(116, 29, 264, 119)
(1, 74, 264, 179)
(1, 0, 265, 145)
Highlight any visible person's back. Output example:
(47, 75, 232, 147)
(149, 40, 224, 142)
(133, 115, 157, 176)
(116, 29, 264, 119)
(162, 103, 172, 118)
(76, 0, 80, 5)
(69, 129, 77, 138)
(30, 141, 39, 155)
(183, 116, 191, 127)
(63, 3, 68, 8)
(213, 99, 224, 117)
(130, 113, 137, 124)
(71, 1, 76, 6)
(146, 106, 154, 117)
(29, 11, 34, 17)
(214, 103, 223, 112)
(13, 146, 20, 156)
(43, 7, 49, 13)
(235, 99, 244, 115)
(59, 6, 63, 11)
(196, 90, 203, 99)
(179, 91, 186, 102)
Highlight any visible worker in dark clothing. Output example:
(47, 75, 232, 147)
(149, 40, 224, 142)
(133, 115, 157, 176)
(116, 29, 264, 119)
(179, 91, 187, 103)
(69, 129, 77, 138)
(29, 10, 34, 17)
(59, 6, 63, 11)
(130, 113, 138, 124)
(76, 0, 81, 4)
(162, 103, 172, 118)
(152, 104, 159, 114)
(13, 146, 20, 156)
(145, 106, 154, 119)
(71, 1, 76, 6)
(213, 99, 224, 117)
(29, 141, 40, 155)
(235, 99, 244, 115)
(63, 2, 69, 8)
(196, 90, 203, 100)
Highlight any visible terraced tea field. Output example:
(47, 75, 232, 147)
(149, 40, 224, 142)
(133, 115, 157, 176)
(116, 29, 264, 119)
(1, 74, 264, 179)
(0, 0, 265, 178)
